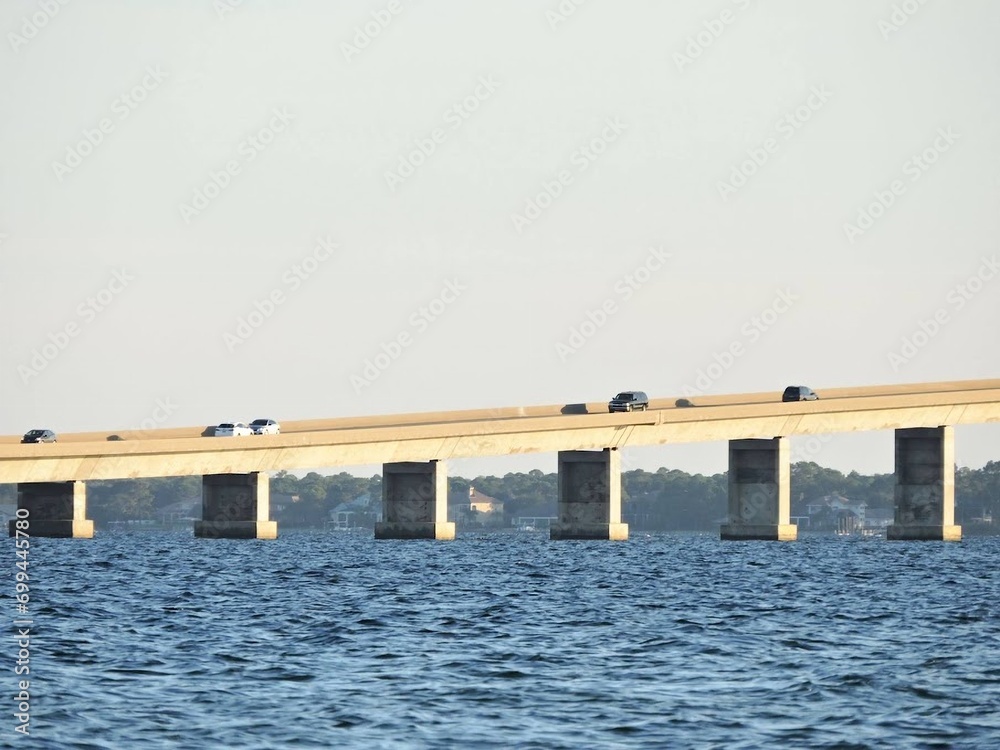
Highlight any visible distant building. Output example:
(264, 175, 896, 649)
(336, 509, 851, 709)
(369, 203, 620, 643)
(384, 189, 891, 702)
(804, 493, 871, 534)
(449, 486, 504, 527)
(864, 508, 894, 531)
(271, 493, 296, 516)
(512, 516, 557, 531)
(155, 497, 200, 527)
(468, 487, 504, 514)
(971, 508, 994, 524)
(328, 493, 380, 529)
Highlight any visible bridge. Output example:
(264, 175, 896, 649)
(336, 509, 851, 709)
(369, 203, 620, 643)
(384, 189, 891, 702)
(3, 379, 999, 541)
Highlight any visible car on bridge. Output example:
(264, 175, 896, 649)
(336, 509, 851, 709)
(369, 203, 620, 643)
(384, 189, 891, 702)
(214, 422, 252, 437)
(782, 385, 819, 402)
(21, 429, 56, 443)
(249, 418, 280, 435)
(608, 391, 649, 412)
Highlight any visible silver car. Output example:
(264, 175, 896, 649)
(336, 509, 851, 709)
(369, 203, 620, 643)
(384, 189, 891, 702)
(214, 422, 252, 437)
(249, 418, 280, 435)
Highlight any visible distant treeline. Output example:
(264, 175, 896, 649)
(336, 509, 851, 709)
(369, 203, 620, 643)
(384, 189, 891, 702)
(1, 461, 998, 531)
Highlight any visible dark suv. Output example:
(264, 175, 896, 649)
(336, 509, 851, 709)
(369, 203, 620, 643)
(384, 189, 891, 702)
(782, 386, 818, 402)
(609, 391, 649, 412)
(21, 429, 56, 443)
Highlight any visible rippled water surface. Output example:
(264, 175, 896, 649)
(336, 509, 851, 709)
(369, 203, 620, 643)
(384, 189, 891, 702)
(13, 532, 1000, 748)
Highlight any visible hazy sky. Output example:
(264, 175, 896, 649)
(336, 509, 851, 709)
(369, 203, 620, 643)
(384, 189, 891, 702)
(3, 0, 998, 479)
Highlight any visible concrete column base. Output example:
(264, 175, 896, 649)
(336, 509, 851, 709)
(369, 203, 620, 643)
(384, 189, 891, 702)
(374, 521, 456, 540)
(721, 438, 794, 542)
(550, 522, 629, 541)
(194, 520, 278, 540)
(8, 519, 94, 539)
(10, 481, 94, 539)
(886, 524, 961, 541)
(720, 523, 797, 541)
(377, 461, 453, 540)
(888, 427, 960, 542)
(196, 473, 276, 540)
(553, 449, 627, 541)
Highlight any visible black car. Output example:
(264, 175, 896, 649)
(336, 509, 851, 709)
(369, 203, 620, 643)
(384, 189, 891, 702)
(782, 386, 819, 402)
(21, 429, 56, 443)
(609, 391, 649, 412)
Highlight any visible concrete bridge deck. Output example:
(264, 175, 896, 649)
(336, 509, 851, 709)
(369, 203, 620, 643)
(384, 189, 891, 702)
(1, 379, 998, 485)
(4, 379, 997, 541)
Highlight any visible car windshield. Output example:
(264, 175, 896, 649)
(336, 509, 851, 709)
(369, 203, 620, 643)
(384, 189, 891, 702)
(615, 393, 634, 400)
(250, 420, 267, 425)
(219, 423, 234, 428)
(25, 430, 43, 437)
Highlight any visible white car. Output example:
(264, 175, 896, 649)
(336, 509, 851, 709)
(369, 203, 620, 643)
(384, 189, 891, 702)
(214, 422, 252, 437)
(249, 418, 280, 435)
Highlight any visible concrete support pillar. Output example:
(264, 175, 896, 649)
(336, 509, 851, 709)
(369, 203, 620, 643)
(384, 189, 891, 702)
(887, 427, 961, 541)
(8, 481, 94, 538)
(194, 472, 277, 539)
(721, 437, 796, 541)
(375, 460, 455, 540)
(551, 448, 628, 540)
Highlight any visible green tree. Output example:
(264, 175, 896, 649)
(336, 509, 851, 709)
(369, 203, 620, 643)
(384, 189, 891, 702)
(89, 479, 155, 524)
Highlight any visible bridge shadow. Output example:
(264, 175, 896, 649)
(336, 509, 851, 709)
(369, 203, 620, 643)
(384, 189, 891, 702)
(560, 403, 590, 415)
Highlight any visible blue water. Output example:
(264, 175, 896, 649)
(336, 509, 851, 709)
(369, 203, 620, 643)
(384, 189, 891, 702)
(10, 532, 1000, 748)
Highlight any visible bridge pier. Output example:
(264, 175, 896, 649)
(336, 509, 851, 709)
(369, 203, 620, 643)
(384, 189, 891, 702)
(887, 427, 961, 541)
(721, 437, 797, 541)
(375, 460, 455, 540)
(8, 481, 94, 538)
(194, 472, 277, 539)
(550, 449, 628, 540)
